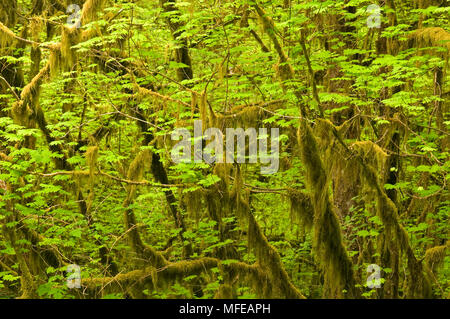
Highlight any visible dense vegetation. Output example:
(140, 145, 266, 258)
(0, 0, 448, 299)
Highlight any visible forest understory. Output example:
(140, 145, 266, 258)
(0, 0, 449, 299)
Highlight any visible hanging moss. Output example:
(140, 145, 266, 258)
(61, 26, 81, 69)
(425, 243, 448, 274)
(411, 27, 450, 52)
(127, 149, 152, 182)
(219, 261, 275, 298)
(422, 242, 448, 297)
(85, 146, 98, 177)
(182, 188, 204, 221)
(0, 0, 17, 27)
(190, 92, 197, 121)
(85, 146, 98, 214)
(199, 90, 208, 130)
(287, 188, 313, 230)
(214, 284, 235, 299)
(214, 101, 282, 131)
(29, 17, 43, 42)
(80, 0, 105, 25)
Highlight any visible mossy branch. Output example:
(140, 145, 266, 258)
(81, 257, 271, 298)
